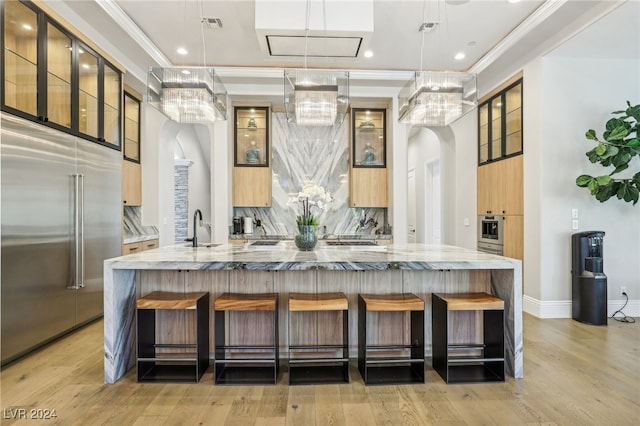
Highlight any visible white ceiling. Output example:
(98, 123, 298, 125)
(53, 0, 637, 100)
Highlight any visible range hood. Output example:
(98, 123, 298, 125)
(255, 0, 373, 58)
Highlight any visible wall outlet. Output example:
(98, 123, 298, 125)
(571, 219, 579, 230)
(571, 208, 578, 219)
(620, 286, 627, 296)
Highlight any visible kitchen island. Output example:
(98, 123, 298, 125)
(104, 242, 522, 384)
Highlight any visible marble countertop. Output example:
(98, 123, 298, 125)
(105, 242, 520, 271)
(123, 233, 160, 244)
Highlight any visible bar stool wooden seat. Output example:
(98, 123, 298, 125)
(136, 291, 209, 383)
(432, 292, 505, 384)
(288, 292, 349, 385)
(213, 293, 278, 385)
(358, 293, 425, 385)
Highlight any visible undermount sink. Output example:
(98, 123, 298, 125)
(250, 240, 280, 246)
(185, 243, 221, 248)
(325, 241, 377, 246)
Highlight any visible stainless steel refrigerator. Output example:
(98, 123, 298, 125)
(1, 113, 121, 365)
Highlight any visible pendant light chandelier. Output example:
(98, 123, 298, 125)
(283, 0, 349, 126)
(148, 67, 227, 123)
(398, 1, 476, 127)
(147, 2, 227, 124)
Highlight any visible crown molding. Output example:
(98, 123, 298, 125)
(96, 0, 172, 68)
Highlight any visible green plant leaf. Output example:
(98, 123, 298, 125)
(596, 175, 612, 186)
(605, 125, 629, 141)
(603, 145, 619, 158)
(585, 129, 598, 141)
(627, 138, 640, 147)
(588, 179, 599, 194)
(627, 104, 640, 121)
(576, 175, 593, 187)
(633, 172, 640, 186)
(612, 152, 632, 167)
(595, 183, 616, 202)
(595, 144, 607, 156)
(612, 163, 629, 174)
(605, 118, 625, 131)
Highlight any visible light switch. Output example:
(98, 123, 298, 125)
(572, 219, 579, 230)
(571, 208, 578, 219)
(464, 218, 470, 226)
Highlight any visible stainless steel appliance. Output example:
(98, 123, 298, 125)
(1, 114, 121, 365)
(477, 215, 504, 255)
(571, 231, 607, 325)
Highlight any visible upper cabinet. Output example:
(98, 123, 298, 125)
(123, 91, 140, 163)
(234, 106, 269, 167)
(478, 79, 522, 165)
(232, 105, 272, 207)
(350, 108, 388, 207)
(2, 0, 121, 149)
(352, 108, 386, 168)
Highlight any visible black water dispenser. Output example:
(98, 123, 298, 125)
(571, 231, 607, 325)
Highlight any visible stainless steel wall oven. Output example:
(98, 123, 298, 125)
(477, 215, 504, 255)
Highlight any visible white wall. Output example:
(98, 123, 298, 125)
(523, 56, 640, 317)
(407, 128, 441, 243)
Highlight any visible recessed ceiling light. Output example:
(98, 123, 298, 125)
(82, 64, 89, 69)
(508, 0, 521, 4)
(177, 47, 188, 55)
(364, 50, 373, 58)
(181, 69, 191, 75)
(22, 24, 32, 31)
(454, 52, 465, 60)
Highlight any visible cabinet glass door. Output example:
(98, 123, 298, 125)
(234, 107, 269, 166)
(46, 23, 72, 128)
(505, 83, 522, 156)
(478, 104, 489, 164)
(103, 63, 121, 147)
(78, 45, 98, 138)
(124, 92, 140, 162)
(490, 97, 502, 161)
(352, 108, 385, 167)
(3, 0, 38, 116)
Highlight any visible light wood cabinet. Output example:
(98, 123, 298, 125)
(232, 105, 272, 207)
(503, 216, 523, 260)
(123, 92, 140, 162)
(350, 108, 388, 207)
(122, 242, 141, 255)
(350, 168, 388, 208)
(122, 160, 142, 206)
(477, 155, 522, 215)
(122, 239, 158, 255)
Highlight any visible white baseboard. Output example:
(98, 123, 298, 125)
(523, 295, 640, 319)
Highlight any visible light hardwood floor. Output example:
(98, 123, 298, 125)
(1, 314, 638, 425)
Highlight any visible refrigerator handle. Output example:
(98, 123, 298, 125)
(68, 174, 81, 290)
(79, 174, 85, 288)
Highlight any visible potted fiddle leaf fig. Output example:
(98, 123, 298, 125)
(576, 101, 640, 205)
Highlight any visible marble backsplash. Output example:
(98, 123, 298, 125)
(233, 112, 389, 237)
(123, 206, 159, 242)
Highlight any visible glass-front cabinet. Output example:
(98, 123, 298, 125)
(46, 22, 72, 129)
(123, 92, 140, 162)
(2, 0, 121, 149)
(3, 0, 38, 116)
(352, 108, 386, 167)
(477, 79, 522, 165)
(234, 106, 269, 166)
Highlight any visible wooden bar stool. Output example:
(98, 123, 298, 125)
(213, 293, 279, 385)
(288, 292, 349, 385)
(358, 293, 425, 385)
(136, 291, 209, 383)
(432, 292, 505, 384)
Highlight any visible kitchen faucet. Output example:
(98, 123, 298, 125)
(187, 209, 203, 247)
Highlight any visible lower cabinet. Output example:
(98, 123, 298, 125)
(503, 216, 523, 260)
(122, 239, 158, 255)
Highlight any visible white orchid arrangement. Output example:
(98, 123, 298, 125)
(287, 179, 334, 228)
